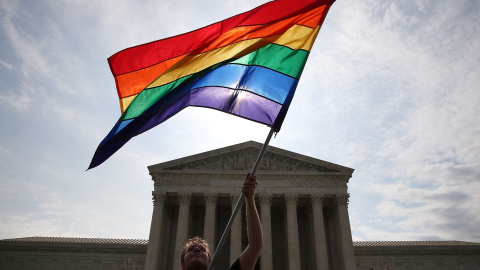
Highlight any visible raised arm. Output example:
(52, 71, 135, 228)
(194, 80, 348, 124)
(238, 173, 263, 270)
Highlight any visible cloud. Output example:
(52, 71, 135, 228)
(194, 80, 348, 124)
(322, 0, 480, 242)
(0, 60, 13, 70)
(0, 0, 479, 243)
(0, 144, 8, 157)
(0, 83, 32, 111)
(0, 168, 152, 239)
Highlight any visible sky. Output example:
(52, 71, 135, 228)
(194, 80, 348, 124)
(0, 0, 479, 243)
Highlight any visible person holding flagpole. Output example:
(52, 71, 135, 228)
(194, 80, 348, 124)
(180, 173, 263, 270)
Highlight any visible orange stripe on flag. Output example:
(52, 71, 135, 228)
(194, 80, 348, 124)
(115, 55, 183, 100)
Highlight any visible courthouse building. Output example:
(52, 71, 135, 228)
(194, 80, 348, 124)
(1, 141, 479, 270)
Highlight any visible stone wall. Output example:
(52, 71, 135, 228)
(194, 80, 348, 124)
(354, 241, 480, 270)
(2, 238, 480, 270)
(0, 237, 146, 270)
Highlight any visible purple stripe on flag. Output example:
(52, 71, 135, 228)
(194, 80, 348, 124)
(136, 86, 282, 135)
(100, 86, 282, 149)
(89, 86, 282, 169)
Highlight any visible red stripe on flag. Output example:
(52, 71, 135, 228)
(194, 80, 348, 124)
(108, 0, 334, 76)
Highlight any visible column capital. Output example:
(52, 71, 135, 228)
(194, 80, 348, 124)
(178, 192, 192, 205)
(284, 193, 298, 206)
(152, 191, 166, 206)
(335, 193, 350, 207)
(230, 193, 241, 204)
(204, 192, 217, 205)
(258, 193, 273, 205)
(310, 193, 326, 207)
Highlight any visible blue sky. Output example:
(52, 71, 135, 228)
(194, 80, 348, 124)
(1, 0, 479, 242)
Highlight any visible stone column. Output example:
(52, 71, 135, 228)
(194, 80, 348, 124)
(284, 193, 301, 270)
(335, 194, 356, 270)
(230, 193, 243, 264)
(204, 193, 217, 250)
(311, 193, 329, 270)
(173, 192, 192, 270)
(145, 191, 167, 270)
(259, 193, 273, 270)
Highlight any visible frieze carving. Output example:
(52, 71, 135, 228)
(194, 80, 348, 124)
(155, 176, 213, 185)
(154, 172, 350, 183)
(175, 179, 185, 185)
(159, 179, 173, 185)
(163, 148, 339, 173)
(199, 179, 210, 185)
(305, 180, 316, 187)
(317, 179, 328, 187)
(292, 180, 303, 187)
(154, 175, 348, 192)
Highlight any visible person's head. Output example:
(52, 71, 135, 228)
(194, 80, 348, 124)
(181, 236, 212, 270)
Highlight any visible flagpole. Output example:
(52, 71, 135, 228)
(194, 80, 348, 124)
(207, 127, 275, 270)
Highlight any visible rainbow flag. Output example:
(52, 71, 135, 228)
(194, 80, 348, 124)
(88, 0, 335, 169)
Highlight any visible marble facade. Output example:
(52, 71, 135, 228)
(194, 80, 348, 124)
(145, 141, 356, 270)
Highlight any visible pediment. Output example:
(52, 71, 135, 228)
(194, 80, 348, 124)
(148, 141, 354, 175)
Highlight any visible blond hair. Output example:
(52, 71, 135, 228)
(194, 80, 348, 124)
(181, 236, 212, 264)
